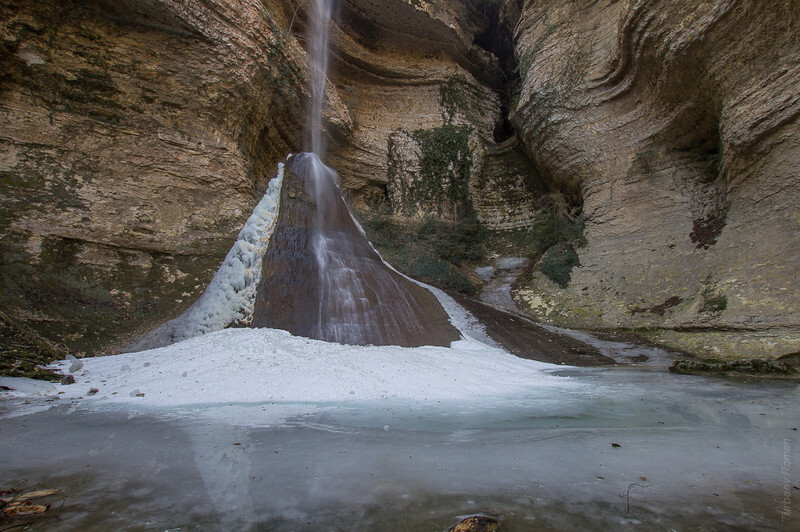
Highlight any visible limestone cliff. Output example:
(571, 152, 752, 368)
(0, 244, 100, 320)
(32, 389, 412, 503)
(1, 0, 798, 364)
(509, 0, 800, 358)
(1, 0, 307, 354)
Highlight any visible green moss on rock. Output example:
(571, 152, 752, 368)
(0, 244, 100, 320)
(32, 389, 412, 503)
(388, 125, 474, 218)
(540, 242, 580, 288)
(0, 309, 64, 380)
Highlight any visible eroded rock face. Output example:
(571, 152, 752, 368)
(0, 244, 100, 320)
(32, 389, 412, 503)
(1, 0, 798, 361)
(0, 0, 306, 353)
(509, 0, 800, 358)
(325, 0, 544, 229)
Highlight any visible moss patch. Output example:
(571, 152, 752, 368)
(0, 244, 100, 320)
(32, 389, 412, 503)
(508, 205, 585, 290)
(0, 309, 64, 380)
(355, 212, 482, 294)
(540, 242, 580, 289)
(700, 284, 728, 313)
(0, 233, 223, 356)
(388, 125, 473, 217)
(439, 75, 469, 123)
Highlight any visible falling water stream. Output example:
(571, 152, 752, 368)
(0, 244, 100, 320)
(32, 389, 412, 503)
(308, 0, 332, 159)
(250, 0, 459, 346)
(306, 0, 373, 343)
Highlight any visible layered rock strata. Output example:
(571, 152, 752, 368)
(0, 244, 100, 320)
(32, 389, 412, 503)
(1, 0, 798, 361)
(0, 0, 307, 353)
(510, 0, 800, 358)
(326, 0, 544, 227)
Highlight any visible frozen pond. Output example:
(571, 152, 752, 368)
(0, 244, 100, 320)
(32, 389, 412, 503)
(2, 366, 798, 531)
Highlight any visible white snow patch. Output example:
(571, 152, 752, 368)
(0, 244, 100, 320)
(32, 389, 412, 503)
(129, 164, 285, 350)
(0, 376, 56, 397)
(419, 284, 499, 347)
(34, 328, 571, 412)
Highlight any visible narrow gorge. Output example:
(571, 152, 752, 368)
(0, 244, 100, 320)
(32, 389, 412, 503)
(2, 0, 799, 373)
(2, 2, 800, 530)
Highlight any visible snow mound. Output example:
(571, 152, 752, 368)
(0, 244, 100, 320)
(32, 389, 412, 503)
(44, 328, 571, 409)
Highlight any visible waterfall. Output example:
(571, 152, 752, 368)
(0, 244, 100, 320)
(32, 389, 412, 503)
(308, 0, 333, 159)
(251, 0, 459, 346)
(128, 0, 459, 350)
(304, 0, 370, 342)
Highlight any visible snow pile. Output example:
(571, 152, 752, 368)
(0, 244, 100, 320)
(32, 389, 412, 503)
(129, 164, 285, 351)
(17, 328, 572, 410)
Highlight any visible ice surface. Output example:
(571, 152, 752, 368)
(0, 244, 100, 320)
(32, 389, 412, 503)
(474, 265, 495, 281)
(542, 325, 679, 366)
(1, 367, 797, 530)
(477, 256, 530, 313)
(128, 164, 285, 350)
(2, 295, 798, 530)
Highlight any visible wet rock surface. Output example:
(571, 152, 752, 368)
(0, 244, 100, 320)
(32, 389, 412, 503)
(670, 358, 800, 380)
(451, 294, 613, 367)
(253, 154, 459, 347)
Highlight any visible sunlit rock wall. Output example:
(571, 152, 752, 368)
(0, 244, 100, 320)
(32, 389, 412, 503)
(510, 0, 800, 358)
(0, 0, 307, 353)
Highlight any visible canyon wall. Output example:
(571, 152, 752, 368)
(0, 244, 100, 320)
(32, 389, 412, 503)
(0, 0, 307, 353)
(509, 0, 800, 358)
(1, 0, 798, 361)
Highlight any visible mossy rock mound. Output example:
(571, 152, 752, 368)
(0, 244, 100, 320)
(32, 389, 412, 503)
(0, 310, 65, 381)
(669, 358, 799, 379)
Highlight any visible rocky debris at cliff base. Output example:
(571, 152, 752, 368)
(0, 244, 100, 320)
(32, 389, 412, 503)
(669, 358, 800, 379)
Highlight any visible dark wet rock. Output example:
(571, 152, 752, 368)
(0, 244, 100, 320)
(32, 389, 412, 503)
(670, 359, 799, 379)
(777, 351, 800, 370)
(60, 375, 75, 385)
(449, 515, 502, 532)
(87, 388, 99, 396)
(253, 154, 459, 347)
(450, 294, 614, 366)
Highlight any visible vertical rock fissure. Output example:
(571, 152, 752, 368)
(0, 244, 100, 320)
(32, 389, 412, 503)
(470, 1, 520, 143)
